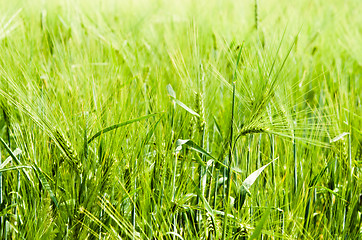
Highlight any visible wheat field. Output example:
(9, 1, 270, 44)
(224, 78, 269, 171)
(0, 0, 361, 239)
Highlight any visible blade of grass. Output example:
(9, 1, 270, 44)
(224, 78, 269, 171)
(87, 112, 161, 144)
(222, 42, 243, 240)
(32, 163, 59, 209)
(0, 166, 31, 172)
(167, 83, 200, 116)
(176, 139, 215, 160)
(250, 205, 271, 239)
(0, 137, 33, 185)
(235, 158, 277, 210)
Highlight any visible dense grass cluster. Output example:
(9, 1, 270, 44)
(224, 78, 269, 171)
(0, 0, 361, 239)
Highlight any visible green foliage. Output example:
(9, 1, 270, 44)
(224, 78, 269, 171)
(0, 0, 361, 239)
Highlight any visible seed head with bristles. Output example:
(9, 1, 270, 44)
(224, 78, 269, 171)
(53, 129, 82, 174)
(194, 91, 206, 134)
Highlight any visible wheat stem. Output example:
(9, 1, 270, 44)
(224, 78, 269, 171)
(222, 81, 236, 240)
